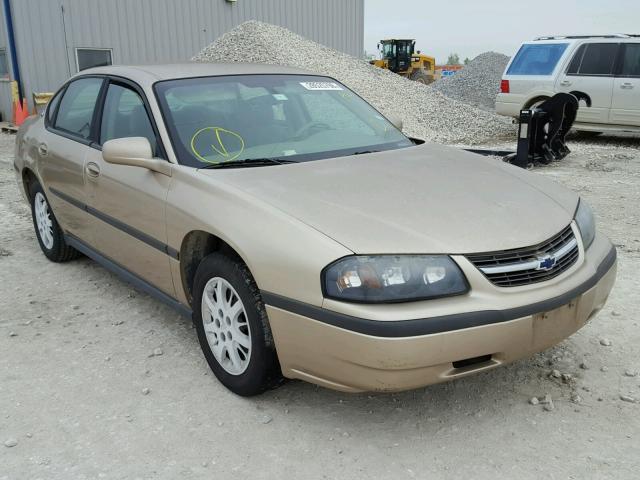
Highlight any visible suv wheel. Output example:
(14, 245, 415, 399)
(29, 182, 80, 262)
(193, 253, 282, 396)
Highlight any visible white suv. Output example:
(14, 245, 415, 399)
(496, 35, 640, 133)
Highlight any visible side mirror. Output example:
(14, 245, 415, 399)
(377, 43, 380, 50)
(102, 137, 171, 176)
(387, 115, 403, 132)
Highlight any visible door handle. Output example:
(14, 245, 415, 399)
(621, 82, 634, 89)
(38, 143, 48, 156)
(560, 80, 572, 87)
(85, 162, 101, 178)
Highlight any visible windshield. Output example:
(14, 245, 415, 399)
(507, 43, 569, 75)
(154, 74, 412, 167)
(381, 42, 396, 59)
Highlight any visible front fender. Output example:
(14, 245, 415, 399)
(165, 166, 353, 307)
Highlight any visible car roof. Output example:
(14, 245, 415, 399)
(76, 62, 321, 85)
(524, 35, 640, 46)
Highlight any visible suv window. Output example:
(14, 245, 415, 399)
(507, 43, 569, 75)
(571, 43, 618, 76)
(621, 44, 640, 77)
(54, 78, 103, 139)
(566, 45, 586, 74)
(100, 83, 157, 155)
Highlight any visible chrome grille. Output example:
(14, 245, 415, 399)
(466, 225, 579, 287)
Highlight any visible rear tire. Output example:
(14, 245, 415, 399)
(526, 97, 550, 110)
(29, 182, 80, 262)
(193, 253, 282, 396)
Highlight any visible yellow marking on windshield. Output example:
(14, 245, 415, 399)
(190, 127, 245, 163)
(213, 128, 229, 157)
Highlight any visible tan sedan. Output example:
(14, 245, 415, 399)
(14, 63, 616, 395)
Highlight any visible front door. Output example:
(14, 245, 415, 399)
(610, 42, 640, 126)
(555, 42, 618, 124)
(84, 80, 175, 296)
(39, 77, 105, 242)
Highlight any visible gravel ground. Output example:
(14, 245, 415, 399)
(433, 52, 510, 110)
(193, 21, 516, 145)
(1, 129, 639, 478)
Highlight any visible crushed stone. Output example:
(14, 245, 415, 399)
(433, 52, 510, 110)
(193, 21, 516, 145)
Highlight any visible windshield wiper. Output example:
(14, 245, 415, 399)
(199, 158, 297, 169)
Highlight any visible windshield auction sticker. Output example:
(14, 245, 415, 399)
(299, 81, 343, 91)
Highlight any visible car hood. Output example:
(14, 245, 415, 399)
(199, 143, 579, 254)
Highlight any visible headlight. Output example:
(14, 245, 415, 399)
(322, 255, 469, 303)
(574, 199, 595, 250)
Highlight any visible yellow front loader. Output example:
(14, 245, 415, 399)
(370, 39, 435, 84)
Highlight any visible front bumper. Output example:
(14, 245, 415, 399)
(265, 234, 617, 393)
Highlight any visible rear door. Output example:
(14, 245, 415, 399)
(610, 42, 640, 126)
(555, 42, 618, 124)
(39, 76, 105, 242)
(83, 79, 175, 295)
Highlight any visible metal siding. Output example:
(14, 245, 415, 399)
(2, 0, 363, 120)
(6, 0, 69, 122)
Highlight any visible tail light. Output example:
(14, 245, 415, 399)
(500, 79, 510, 94)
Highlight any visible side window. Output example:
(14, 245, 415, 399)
(620, 44, 640, 77)
(54, 78, 103, 139)
(46, 89, 64, 124)
(100, 83, 157, 155)
(576, 43, 618, 76)
(0, 48, 9, 78)
(76, 48, 113, 72)
(566, 45, 586, 75)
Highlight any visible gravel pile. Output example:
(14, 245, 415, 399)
(433, 52, 510, 110)
(193, 21, 515, 145)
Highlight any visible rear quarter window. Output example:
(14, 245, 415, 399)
(506, 43, 569, 75)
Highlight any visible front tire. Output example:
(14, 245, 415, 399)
(410, 69, 433, 85)
(193, 253, 282, 396)
(29, 182, 79, 262)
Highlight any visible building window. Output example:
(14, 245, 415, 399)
(0, 49, 9, 78)
(76, 48, 113, 72)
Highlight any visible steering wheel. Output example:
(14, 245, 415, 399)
(293, 121, 332, 139)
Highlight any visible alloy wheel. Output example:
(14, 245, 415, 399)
(201, 277, 252, 375)
(34, 192, 54, 249)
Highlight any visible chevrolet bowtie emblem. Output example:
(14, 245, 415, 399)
(536, 255, 557, 271)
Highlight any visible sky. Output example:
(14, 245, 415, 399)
(364, 0, 640, 63)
